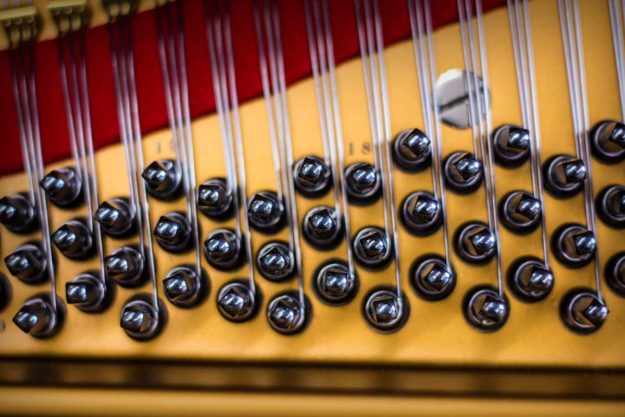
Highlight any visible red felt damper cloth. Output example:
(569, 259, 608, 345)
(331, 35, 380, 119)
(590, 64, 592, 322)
(0, 0, 505, 176)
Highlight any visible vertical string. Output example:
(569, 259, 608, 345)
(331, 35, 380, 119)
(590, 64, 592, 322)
(608, 0, 625, 121)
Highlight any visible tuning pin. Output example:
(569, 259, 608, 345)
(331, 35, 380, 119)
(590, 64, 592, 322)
(104, 246, 146, 288)
(314, 261, 358, 305)
(266, 292, 307, 335)
(198, 178, 233, 220)
(401, 191, 442, 236)
(590, 120, 625, 163)
(492, 125, 531, 167)
(392, 128, 431, 171)
(0, 273, 10, 312)
(596, 185, 625, 228)
(293, 155, 332, 197)
(455, 222, 496, 264)
(561, 288, 608, 334)
(66, 272, 111, 313)
(508, 257, 554, 302)
(499, 191, 542, 234)
(5, 242, 48, 284)
(606, 252, 625, 296)
(40, 166, 82, 208)
(0, 193, 37, 234)
(363, 287, 408, 333)
(217, 281, 257, 322)
(142, 159, 183, 200)
(247, 191, 285, 233)
(552, 224, 596, 268)
(444, 151, 483, 193)
(464, 286, 509, 332)
(302, 206, 342, 249)
(94, 198, 136, 238)
(13, 294, 64, 338)
(163, 265, 205, 308)
(154, 212, 192, 253)
(410, 256, 455, 301)
(345, 162, 381, 204)
(256, 241, 294, 282)
(52, 218, 94, 260)
(120, 296, 165, 340)
(543, 155, 586, 197)
(203, 229, 243, 271)
(353, 227, 392, 269)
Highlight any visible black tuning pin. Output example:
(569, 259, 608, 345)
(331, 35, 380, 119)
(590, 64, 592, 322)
(247, 191, 285, 233)
(66, 272, 112, 313)
(5, 242, 49, 284)
(163, 265, 206, 308)
(508, 257, 554, 302)
(293, 155, 332, 197)
(499, 190, 542, 233)
(552, 223, 596, 268)
(606, 252, 625, 297)
(302, 206, 342, 249)
(203, 229, 243, 271)
(198, 178, 233, 220)
(266, 292, 308, 335)
(52, 218, 95, 260)
(596, 185, 625, 228)
(590, 120, 625, 163)
(217, 281, 258, 322)
(105, 246, 146, 287)
(0, 193, 37, 234)
(0, 273, 10, 312)
(410, 256, 455, 301)
(13, 294, 64, 338)
(561, 288, 608, 334)
(40, 166, 83, 208)
(256, 241, 294, 282)
(154, 212, 192, 253)
(363, 287, 408, 333)
(314, 261, 358, 305)
(142, 159, 183, 200)
(120, 295, 166, 340)
(464, 286, 509, 332)
(443, 151, 483, 193)
(543, 155, 586, 198)
(392, 128, 431, 171)
(401, 191, 442, 236)
(454, 222, 496, 264)
(345, 162, 381, 204)
(94, 198, 136, 238)
(352, 227, 392, 269)
(492, 125, 531, 167)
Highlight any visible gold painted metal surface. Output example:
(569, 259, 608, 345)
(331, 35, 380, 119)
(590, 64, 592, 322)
(0, 0, 623, 374)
